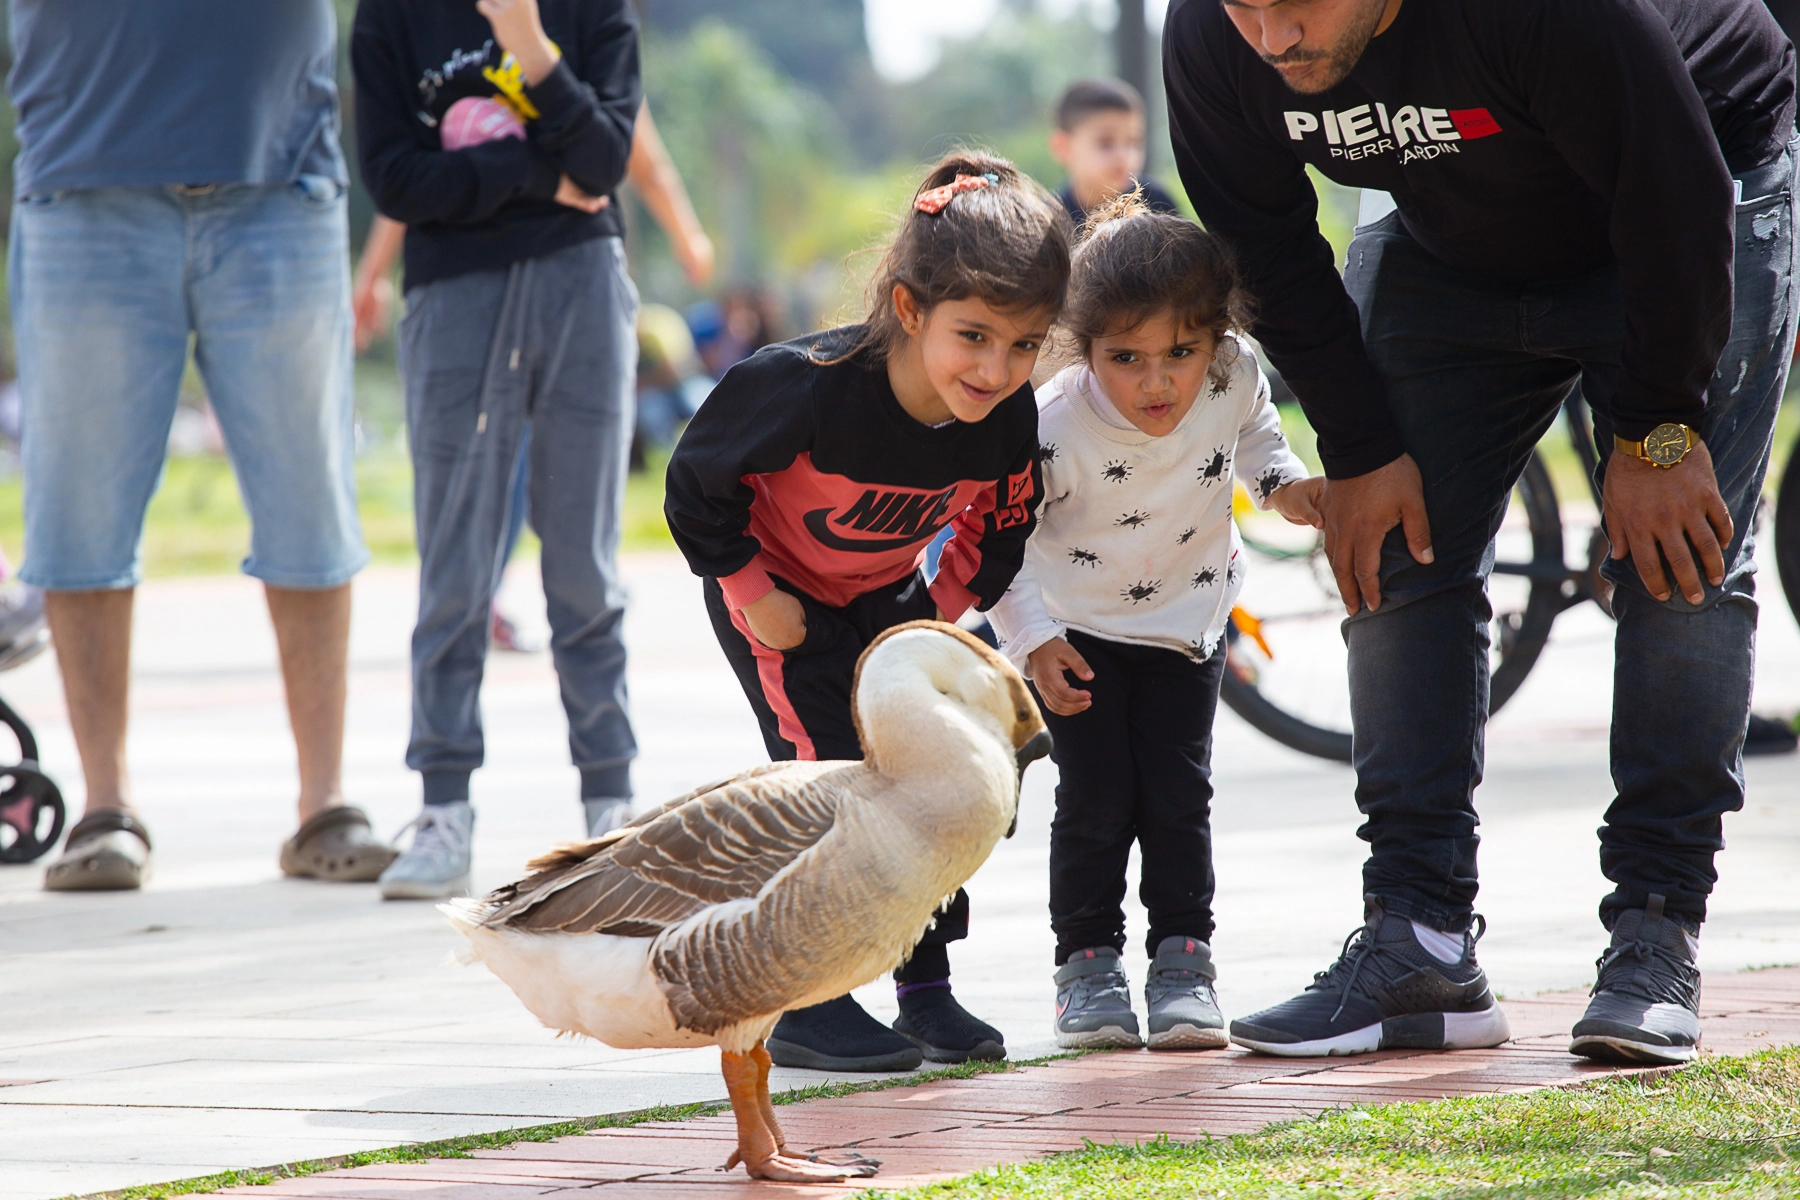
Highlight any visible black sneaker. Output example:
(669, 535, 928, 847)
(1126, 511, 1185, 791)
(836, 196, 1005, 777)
(1230, 899, 1511, 1056)
(1744, 712, 1797, 756)
(1570, 894, 1701, 1065)
(893, 985, 1006, 1063)
(767, 994, 923, 1072)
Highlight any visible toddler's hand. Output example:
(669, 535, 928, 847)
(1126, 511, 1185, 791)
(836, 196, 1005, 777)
(742, 589, 807, 652)
(1028, 637, 1093, 716)
(475, 0, 560, 86)
(1270, 476, 1325, 528)
(555, 176, 611, 213)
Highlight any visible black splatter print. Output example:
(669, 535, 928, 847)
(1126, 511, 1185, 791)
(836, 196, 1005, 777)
(1209, 375, 1229, 398)
(1177, 527, 1196, 545)
(1226, 560, 1240, 586)
(1114, 510, 1151, 529)
(1101, 459, 1132, 483)
(1120, 579, 1162, 604)
(1067, 547, 1101, 568)
(1191, 567, 1219, 588)
(1256, 469, 1286, 501)
(1197, 447, 1230, 486)
(1037, 442, 1059, 465)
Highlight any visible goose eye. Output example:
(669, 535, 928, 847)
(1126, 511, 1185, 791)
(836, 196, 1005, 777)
(1017, 710, 1030, 721)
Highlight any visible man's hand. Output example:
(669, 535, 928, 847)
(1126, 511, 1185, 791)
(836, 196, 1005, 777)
(1319, 453, 1433, 616)
(1602, 443, 1732, 604)
(475, 0, 560, 86)
(554, 176, 610, 213)
(1268, 477, 1325, 528)
(1027, 637, 1093, 716)
(741, 589, 806, 651)
(351, 273, 393, 354)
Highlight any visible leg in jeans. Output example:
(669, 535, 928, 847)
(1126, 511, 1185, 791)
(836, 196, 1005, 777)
(528, 239, 639, 803)
(399, 263, 533, 802)
(1130, 641, 1224, 956)
(1340, 217, 1575, 931)
(1043, 631, 1140, 963)
(1589, 141, 1796, 928)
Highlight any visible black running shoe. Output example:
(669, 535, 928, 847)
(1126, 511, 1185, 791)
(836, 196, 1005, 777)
(1230, 899, 1511, 1056)
(893, 985, 1006, 1063)
(1744, 713, 1797, 756)
(1570, 894, 1701, 1065)
(767, 994, 923, 1072)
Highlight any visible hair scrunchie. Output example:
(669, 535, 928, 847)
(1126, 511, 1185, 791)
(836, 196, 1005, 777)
(914, 173, 1000, 215)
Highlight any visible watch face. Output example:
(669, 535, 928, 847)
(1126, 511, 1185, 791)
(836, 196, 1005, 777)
(1643, 423, 1689, 466)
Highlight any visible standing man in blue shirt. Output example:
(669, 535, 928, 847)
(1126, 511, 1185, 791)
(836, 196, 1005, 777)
(13, 0, 390, 891)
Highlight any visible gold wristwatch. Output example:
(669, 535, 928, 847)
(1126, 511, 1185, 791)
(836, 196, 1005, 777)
(1614, 422, 1699, 468)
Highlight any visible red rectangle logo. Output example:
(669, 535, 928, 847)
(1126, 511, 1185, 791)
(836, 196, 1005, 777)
(1449, 108, 1502, 139)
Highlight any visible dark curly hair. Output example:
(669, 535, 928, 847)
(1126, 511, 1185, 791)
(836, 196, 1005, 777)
(827, 149, 1072, 364)
(1060, 191, 1255, 387)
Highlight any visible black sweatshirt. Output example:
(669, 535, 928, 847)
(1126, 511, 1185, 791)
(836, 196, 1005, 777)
(352, 0, 640, 289)
(1164, 0, 1795, 478)
(665, 328, 1043, 621)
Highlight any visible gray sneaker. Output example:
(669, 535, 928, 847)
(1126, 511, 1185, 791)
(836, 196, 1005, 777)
(1054, 946, 1142, 1049)
(379, 802, 474, 900)
(1146, 936, 1228, 1050)
(1570, 894, 1701, 1064)
(583, 797, 633, 838)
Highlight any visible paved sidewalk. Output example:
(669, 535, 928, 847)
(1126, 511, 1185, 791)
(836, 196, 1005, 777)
(180, 967, 1800, 1199)
(2, 551, 1798, 1199)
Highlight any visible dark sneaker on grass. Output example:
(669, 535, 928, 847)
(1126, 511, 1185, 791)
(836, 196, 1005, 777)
(893, 984, 1005, 1063)
(1570, 894, 1701, 1065)
(767, 994, 923, 1072)
(1054, 946, 1142, 1049)
(1230, 899, 1510, 1057)
(1146, 936, 1227, 1050)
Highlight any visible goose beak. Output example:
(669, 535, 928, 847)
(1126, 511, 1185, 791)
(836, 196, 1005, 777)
(1007, 729, 1053, 839)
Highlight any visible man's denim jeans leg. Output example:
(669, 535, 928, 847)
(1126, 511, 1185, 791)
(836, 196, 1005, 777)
(1339, 134, 1794, 932)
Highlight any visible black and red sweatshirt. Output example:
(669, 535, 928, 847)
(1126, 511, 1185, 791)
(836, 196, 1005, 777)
(665, 328, 1042, 621)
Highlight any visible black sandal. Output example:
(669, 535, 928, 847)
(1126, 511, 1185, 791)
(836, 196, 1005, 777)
(43, 809, 152, 892)
(279, 805, 398, 882)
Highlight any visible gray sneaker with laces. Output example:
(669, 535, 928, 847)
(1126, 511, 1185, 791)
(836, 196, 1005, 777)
(1054, 946, 1142, 1049)
(1570, 894, 1701, 1064)
(1146, 936, 1228, 1050)
(379, 801, 474, 900)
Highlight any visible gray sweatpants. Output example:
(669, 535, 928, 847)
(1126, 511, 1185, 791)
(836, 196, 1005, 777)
(397, 236, 638, 803)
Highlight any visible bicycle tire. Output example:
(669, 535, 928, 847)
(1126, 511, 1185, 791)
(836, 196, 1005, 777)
(1777, 426, 1800, 629)
(1219, 449, 1565, 762)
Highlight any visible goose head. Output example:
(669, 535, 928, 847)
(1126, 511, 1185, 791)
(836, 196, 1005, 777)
(851, 621, 1051, 836)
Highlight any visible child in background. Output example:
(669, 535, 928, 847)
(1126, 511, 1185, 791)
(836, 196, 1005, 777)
(1050, 79, 1183, 229)
(665, 151, 1069, 1072)
(989, 197, 1322, 1050)
(352, 0, 641, 898)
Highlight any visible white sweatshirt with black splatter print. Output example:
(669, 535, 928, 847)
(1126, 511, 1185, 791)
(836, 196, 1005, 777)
(988, 340, 1306, 673)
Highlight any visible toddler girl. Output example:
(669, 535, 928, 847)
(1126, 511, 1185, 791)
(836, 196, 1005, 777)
(989, 196, 1322, 1049)
(665, 151, 1069, 1071)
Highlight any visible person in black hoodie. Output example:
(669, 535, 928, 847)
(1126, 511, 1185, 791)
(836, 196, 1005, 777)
(353, 0, 642, 898)
(1165, 0, 1795, 1065)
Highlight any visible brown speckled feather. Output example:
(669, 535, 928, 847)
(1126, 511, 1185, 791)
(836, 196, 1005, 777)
(476, 761, 850, 937)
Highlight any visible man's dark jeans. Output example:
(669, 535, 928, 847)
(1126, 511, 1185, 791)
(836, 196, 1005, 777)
(1339, 135, 1797, 932)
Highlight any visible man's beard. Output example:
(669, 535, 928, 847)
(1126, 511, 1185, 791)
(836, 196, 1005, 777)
(1261, 0, 1388, 94)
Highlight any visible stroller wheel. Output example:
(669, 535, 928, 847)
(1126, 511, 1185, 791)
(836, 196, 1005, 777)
(0, 763, 65, 864)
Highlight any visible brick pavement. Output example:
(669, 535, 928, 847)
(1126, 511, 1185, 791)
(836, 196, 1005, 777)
(183, 967, 1800, 1200)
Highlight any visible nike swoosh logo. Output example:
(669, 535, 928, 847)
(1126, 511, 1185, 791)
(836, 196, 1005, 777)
(803, 507, 950, 553)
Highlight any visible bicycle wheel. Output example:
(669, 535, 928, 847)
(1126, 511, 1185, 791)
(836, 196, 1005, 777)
(1220, 450, 1565, 762)
(1777, 426, 1800, 628)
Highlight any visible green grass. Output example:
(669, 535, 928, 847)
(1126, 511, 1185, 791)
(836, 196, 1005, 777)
(69, 1053, 1050, 1200)
(879, 1047, 1800, 1200)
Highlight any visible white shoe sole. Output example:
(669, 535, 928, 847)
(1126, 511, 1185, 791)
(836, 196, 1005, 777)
(1148, 1023, 1230, 1051)
(380, 870, 472, 901)
(1568, 1034, 1697, 1065)
(1233, 1005, 1512, 1057)
(1056, 1024, 1144, 1050)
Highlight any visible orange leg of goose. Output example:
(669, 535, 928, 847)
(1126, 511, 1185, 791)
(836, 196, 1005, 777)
(720, 1045, 875, 1182)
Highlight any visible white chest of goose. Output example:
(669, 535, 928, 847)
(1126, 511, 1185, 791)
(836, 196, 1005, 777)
(444, 621, 1051, 1182)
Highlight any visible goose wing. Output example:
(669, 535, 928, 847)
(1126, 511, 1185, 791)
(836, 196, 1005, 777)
(478, 760, 854, 937)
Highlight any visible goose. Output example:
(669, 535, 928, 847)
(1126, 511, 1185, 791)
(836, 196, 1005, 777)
(443, 620, 1052, 1183)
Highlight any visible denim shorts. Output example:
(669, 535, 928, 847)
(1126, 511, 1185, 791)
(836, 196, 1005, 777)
(8, 180, 368, 589)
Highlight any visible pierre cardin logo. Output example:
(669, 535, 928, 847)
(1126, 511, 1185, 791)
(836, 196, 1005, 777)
(803, 485, 959, 552)
(1283, 103, 1502, 164)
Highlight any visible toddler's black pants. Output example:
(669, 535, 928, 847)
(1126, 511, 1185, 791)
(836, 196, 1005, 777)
(1042, 630, 1223, 965)
(704, 570, 965, 984)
